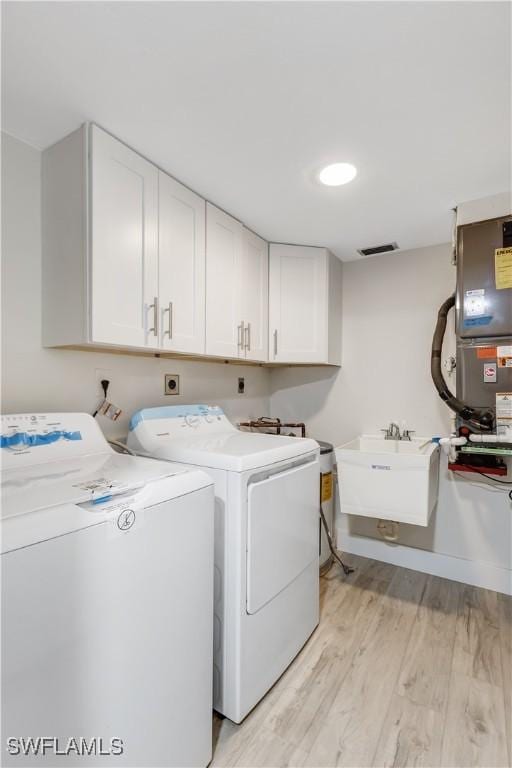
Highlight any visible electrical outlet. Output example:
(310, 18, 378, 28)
(238, 377, 245, 394)
(165, 374, 180, 396)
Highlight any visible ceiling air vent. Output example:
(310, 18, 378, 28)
(357, 242, 399, 257)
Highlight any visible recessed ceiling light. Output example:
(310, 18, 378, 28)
(318, 162, 357, 186)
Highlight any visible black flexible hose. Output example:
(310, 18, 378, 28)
(319, 504, 354, 576)
(431, 294, 494, 431)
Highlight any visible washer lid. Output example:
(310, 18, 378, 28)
(1, 453, 212, 554)
(1, 452, 189, 521)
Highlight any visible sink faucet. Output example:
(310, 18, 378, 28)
(381, 423, 414, 440)
(381, 422, 400, 440)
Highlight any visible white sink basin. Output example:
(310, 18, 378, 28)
(335, 435, 440, 526)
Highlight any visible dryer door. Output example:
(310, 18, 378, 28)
(246, 456, 319, 615)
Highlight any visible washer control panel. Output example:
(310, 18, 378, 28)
(129, 404, 234, 442)
(1, 413, 110, 468)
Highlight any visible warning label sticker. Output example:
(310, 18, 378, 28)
(496, 393, 512, 420)
(495, 247, 512, 290)
(464, 288, 486, 317)
(72, 477, 123, 493)
(477, 347, 497, 359)
(497, 345, 512, 368)
(321, 472, 333, 503)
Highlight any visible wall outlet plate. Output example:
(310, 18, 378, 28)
(164, 374, 180, 395)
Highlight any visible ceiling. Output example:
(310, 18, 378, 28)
(2, 1, 510, 260)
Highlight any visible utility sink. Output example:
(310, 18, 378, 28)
(335, 435, 440, 526)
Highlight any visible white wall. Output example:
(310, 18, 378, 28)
(270, 245, 512, 593)
(1, 133, 271, 438)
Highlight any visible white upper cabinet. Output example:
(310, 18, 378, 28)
(239, 229, 268, 362)
(43, 124, 160, 351)
(205, 203, 244, 359)
(90, 126, 159, 348)
(158, 172, 205, 354)
(205, 204, 269, 361)
(268, 245, 342, 365)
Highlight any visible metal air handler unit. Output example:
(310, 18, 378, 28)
(431, 196, 512, 475)
(457, 216, 512, 407)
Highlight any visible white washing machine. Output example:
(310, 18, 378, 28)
(127, 405, 320, 723)
(1, 412, 214, 767)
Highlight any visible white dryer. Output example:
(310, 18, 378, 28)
(1, 412, 214, 767)
(127, 405, 320, 723)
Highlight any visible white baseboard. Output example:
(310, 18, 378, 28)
(337, 527, 511, 595)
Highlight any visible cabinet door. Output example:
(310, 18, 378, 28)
(205, 203, 244, 358)
(240, 229, 268, 361)
(269, 245, 328, 363)
(159, 173, 206, 354)
(90, 126, 158, 348)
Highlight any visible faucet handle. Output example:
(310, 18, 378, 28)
(381, 428, 391, 439)
(402, 429, 415, 441)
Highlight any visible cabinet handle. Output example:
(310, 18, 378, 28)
(237, 321, 245, 350)
(148, 297, 159, 337)
(244, 322, 251, 351)
(273, 329, 278, 357)
(164, 302, 173, 339)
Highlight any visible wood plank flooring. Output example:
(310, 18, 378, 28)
(211, 555, 511, 768)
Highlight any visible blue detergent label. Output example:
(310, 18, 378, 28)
(463, 315, 493, 328)
(0, 430, 82, 449)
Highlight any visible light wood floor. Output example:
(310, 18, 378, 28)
(211, 554, 511, 768)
